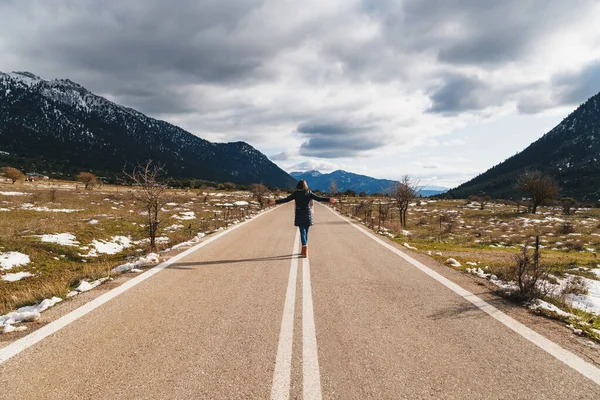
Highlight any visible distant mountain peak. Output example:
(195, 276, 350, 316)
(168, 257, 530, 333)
(4, 71, 43, 87)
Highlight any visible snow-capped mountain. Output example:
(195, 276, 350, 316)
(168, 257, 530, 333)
(290, 170, 395, 194)
(448, 91, 600, 201)
(0, 71, 296, 187)
(290, 170, 447, 196)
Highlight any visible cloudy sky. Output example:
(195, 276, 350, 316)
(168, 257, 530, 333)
(2, 0, 600, 188)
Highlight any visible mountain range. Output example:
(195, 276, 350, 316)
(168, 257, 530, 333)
(0, 71, 296, 188)
(448, 91, 600, 201)
(289, 170, 448, 196)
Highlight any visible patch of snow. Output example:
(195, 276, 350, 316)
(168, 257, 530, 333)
(446, 258, 461, 267)
(0, 252, 30, 270)
(67, 277, 110, 297)
(403, 243, 418, 251)
(234, 201, 249, 206)
(530, 299, 576, 319)
(21, 204, 82, 213)
(0, 297, 62, 333)
(112, 253, 160, 273)
(172, 211, 195, 220)
(38, 233, 79, 246)
(1, 271, 34, 282)
(568, 277, 600, 315)
(82, 236, 132, 257)
(0, 191, 26, 196)
(165, 232, 207, 252)
(88, 219, 99, 224)
(164, 223, 184, 231)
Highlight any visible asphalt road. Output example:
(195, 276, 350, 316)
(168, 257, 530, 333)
(1, 203, 599, 399)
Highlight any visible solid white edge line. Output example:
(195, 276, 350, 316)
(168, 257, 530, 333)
(320, 203, 600, 386)
(270, 229, 300, 400)
(0, 206, 280, 364)
(302, 255, 323, 400)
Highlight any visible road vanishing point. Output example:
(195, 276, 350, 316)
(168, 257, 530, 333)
(1, 203, 600, 399)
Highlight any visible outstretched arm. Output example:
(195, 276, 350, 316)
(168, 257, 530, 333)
(310, 192, 335, 203)
(274, 192, 295, 205)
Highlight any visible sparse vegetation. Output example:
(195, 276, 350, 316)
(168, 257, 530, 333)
(392, 175, 419, 229)
(512, 236, 550, 301)
(469, 195, 491, 210)
(123, 161, 170, 251)
(0, 176, 266, 315)
(2, 166, 25, 184)
(515, 170, 559, 214)
(328, 179, 338, 197)
(560, 197, 578, 215)
(76, 172, 98, 190)
(249, 183, 269, 209)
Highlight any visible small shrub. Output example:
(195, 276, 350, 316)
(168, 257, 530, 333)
(556, 222, 574, 234)
(416, 216, 428, 226)
(49, 188, 58, 202)
(511, 236, 550, 300)
(560, 197, 578, 215)
(565, 240, 584, 252)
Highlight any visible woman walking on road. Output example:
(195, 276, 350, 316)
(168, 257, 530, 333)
(269, 180, 336, 258)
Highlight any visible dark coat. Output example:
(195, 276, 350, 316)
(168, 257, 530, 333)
(275, 190, 331, 226)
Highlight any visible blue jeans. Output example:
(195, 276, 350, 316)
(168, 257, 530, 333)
(299, 226, 310, 246)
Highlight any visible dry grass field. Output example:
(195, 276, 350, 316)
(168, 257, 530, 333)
(0, 179, 264, 315)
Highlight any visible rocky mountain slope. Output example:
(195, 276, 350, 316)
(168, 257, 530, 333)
(0, 71, 296, 188)
(448, 92, 600, 201)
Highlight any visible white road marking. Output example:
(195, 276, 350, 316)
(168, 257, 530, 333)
(302, 256, 323, 400)
(321, 204, 600, 386)
(0, 207, 279, 364)
(271, 229, 300, 400)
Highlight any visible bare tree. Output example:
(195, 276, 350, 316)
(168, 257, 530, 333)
(123, 160, 170, 251)
(76, 172, 98, 190)
(515, 170, 559, 214)
(249, 183, 269, 208)
(2, 167, 25, 184)
(328, 179, 338, 196)
(391, 175, 419, 229)
(469, 195, 491, 210)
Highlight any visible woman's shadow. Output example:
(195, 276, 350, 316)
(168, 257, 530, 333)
(167, 254, 302, 269)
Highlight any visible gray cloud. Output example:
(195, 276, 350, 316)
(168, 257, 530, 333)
(297, 120, 383, 158)
(372, 0, 590, 66)
(269, 152, 289, 161)
(554, 61, 600, 104)
(427, 74, 489, 114)
(1, 0, 599, 166)
(517, 60, 600, 113)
